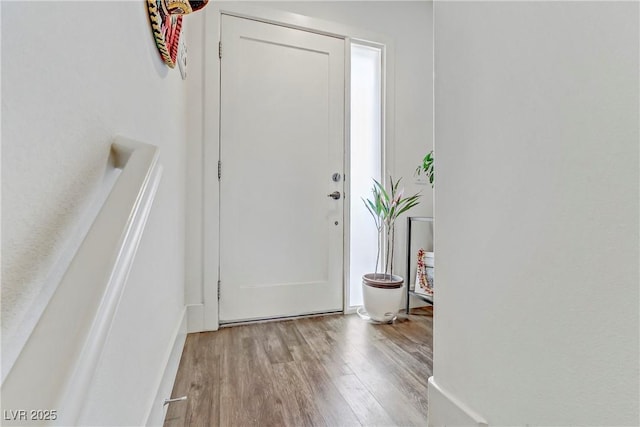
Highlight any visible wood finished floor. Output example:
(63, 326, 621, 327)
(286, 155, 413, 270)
(164, 308, 433, 427)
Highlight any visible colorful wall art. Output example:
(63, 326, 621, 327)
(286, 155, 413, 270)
(147, 0, 209, 69)
(415, 248, 434, 296)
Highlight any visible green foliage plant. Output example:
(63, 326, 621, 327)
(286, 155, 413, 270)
(416, 150, 434, 187)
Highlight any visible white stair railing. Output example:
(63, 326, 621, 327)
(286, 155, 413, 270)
(1, 137, 163, 426)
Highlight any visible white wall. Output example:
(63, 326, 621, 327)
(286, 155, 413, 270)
(432, 2, 639, 426)
(185, 1, 434, 327)
(2, 1, 187, 424)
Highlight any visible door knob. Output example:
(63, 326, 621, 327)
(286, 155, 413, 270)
(327, 191, 341, 200)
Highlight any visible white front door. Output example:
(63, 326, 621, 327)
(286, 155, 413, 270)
(219, 15, 345, 323)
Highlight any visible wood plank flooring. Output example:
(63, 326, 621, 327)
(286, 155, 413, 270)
(164, 308, 433, 427)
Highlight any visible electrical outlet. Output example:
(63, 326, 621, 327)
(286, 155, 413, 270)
(177, 36, 187, 80)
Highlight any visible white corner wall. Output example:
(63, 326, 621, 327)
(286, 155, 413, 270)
(184, 1, 434, 328)
(2, 2, 187, 424)
(432, 2, 639, 426)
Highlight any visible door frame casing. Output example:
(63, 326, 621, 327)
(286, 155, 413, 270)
(197, 3, 396, 331)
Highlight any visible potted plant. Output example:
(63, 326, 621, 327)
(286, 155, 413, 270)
(360, 177, 420, 322)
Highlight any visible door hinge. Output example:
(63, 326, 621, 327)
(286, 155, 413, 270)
(218, 41, 222, 59)
(217, 280, 221, 300)
(218, 160, 221, 180)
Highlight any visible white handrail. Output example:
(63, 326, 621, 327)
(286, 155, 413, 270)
(1, 137, 162, 426)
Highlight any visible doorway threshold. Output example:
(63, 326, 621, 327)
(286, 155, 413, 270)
(219, 310, 343, 328)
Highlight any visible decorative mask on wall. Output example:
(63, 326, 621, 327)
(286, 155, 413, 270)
(164, 0, 208, 15)
(147, 0, 209, 69)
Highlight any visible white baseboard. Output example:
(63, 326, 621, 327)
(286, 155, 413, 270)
(428, 377, 488, 427)
(145, 308, 188, 427)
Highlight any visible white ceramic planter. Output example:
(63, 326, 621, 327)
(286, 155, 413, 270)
(361, 273, 404, 323)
